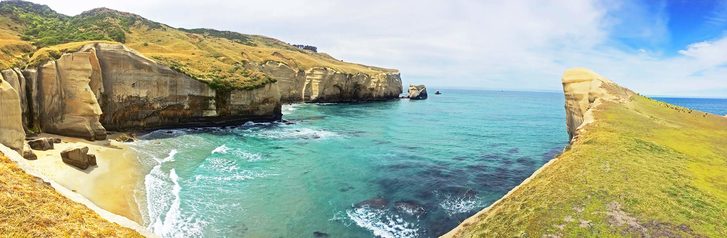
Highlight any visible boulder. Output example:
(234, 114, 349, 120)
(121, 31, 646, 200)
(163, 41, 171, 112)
(22, 144, 37, 160)
(60, 146, 96, 170)
(0, 74, 25, 152)
(408, 84, 428, 100)
(27, 138, 55, 150)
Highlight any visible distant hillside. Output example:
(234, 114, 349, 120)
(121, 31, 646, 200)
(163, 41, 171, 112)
(0, 0, 397, 90)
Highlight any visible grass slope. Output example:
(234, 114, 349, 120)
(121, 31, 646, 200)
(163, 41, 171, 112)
(0, 0, 397, 90)
(451, 95, 727, 237)
(0, 152, 142, 237)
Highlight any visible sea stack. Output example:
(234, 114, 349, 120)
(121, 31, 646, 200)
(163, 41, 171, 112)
(408, 84, 428, 100)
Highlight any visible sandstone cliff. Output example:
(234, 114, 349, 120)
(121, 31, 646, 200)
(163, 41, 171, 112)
(0, 74, 25, 151)
(562, 68, 634, 140)
(257, 61, 402, 103)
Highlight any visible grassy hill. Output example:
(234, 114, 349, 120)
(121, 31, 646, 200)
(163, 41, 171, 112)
(0, 0, 397, 90)
(0, 152, 142, 237)
(447, 78, 727, 237)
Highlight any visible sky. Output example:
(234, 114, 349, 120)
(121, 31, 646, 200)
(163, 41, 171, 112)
(25, 0, 727, 97)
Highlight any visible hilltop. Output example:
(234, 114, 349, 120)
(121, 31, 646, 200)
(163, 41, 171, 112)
(0, 0, 397, 90)
(446, 68, 727, 237)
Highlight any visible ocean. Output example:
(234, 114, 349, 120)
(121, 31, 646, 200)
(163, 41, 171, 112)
(653, 97, 727, 116)
(129, 90, 571, 237)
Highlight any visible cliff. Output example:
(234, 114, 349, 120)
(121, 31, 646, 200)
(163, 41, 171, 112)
(445, 68, 727, 237)
(0, 1, 402, 140)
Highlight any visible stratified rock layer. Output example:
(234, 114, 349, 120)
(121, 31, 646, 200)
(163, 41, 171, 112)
(562, 68, 634, 140)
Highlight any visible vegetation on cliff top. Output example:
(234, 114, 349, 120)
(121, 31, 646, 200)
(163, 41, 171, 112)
(0, 152, 142, 237)
(0, 0, 397, 90)
(450, 93, 727, 236)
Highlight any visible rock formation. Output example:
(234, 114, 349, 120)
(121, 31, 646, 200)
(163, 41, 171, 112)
(35, 50, 107, 140)
(60, 146, 97, 170)
(0, 41, 401, 147)
(27, 137, 57, 151)
(0, 74, 25, 152)
(562, 68, 634, 140)
(408, 84, 428, 100)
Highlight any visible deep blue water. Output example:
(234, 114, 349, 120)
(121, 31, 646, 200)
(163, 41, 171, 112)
(131, 90, 569, 238)
(654, 97, 727, 116)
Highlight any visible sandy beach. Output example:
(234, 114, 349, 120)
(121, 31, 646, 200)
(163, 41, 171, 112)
(26, 133, 145, 224)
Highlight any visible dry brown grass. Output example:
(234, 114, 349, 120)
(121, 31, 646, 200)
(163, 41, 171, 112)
(0, 15, 34, 69)
(0, 152, 142, 238)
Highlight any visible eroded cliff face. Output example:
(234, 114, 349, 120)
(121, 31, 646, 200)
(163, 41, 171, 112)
(256, 62, 402, 103)
(562, 68, 634, 140)
(0, 74, 25, 152)
(0, 41, 400, 146)
(35, 51, 107, 140)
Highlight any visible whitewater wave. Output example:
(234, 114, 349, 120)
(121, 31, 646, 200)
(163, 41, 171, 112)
(211, 145, 263, 162)
(345, 207, 420, 238)
(281, 104, 300, 115)
(145, 151, 207, 237)
(252, 127, 339, 140)
(193, 170, 276, 183)
(438, 193, 481, 216)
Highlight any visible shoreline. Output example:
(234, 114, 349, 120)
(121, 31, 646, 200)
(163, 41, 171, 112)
(440, 146, 566, 238)
(28, 133, 145, 224)
(0, 143, 156, 237)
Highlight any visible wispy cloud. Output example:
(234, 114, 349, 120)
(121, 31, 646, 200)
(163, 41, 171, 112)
(26, 0, 727, 97)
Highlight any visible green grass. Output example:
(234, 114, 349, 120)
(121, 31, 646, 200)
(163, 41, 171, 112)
(451, 95, 727, 237)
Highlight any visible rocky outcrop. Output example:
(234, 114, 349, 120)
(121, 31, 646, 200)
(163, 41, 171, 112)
(408, 84, 428, 100)
(61, 146, 97, 170)
(562, 68, 634, 140)
(300, 67, 402, 102)
(5, 42, 400, 137)
(88, 43, 281, 131)
(36, 50, 107, 140)
(0, 74, 25, 152)
(256, 61, 402, 103)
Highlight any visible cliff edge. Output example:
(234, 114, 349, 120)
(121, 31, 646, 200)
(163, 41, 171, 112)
(444, 68, 727, 237)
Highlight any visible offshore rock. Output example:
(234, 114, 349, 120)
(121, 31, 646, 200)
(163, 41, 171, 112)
(408, 84, 428, 100)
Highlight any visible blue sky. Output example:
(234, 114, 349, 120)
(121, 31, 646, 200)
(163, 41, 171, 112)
(27, 0, 727, 97)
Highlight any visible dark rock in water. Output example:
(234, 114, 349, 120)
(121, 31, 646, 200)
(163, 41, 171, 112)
(408, 84, 428, 100)
(355, 198, 388, 209)
(339, 185, 354, 192)
(166, 130, 174, 134)
(441, 186, 478, 198)
(313, 231, 330, 238)
(435, 90, 441, 95)
(394, 200, 426, 216)
(60, 146, 96, 170)
(282, 119, 295, 125)
(542, 147, 562, 160)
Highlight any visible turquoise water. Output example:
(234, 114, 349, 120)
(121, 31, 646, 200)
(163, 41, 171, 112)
(654, 97, 727, 116)
(131, 90, 569, 238)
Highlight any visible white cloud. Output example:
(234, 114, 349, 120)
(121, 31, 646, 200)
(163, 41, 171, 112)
(24, 0, 727, 97)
